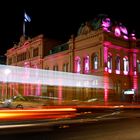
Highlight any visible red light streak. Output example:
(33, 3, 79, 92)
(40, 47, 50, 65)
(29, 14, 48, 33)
(0, 107, 77, 121)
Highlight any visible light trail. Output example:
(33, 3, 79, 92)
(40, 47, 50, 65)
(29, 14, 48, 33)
(0, 107, 77, 120)
(0, 64, 112, 89)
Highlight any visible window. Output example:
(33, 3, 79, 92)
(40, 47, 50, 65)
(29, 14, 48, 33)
(75, 57, 81, 73)
(53, 65, 58, 71)
(63, 64, 66, 72)
(8, 58, 12, 65)
(137, 60, 140, 73)
(84, 56, 89, 74)
(17, 52, 27, 62)
(91, 53, 98, 71)
(33, 48, 39, 57)
(116, 56, 120, 74)
(123, 56, 129, 75)
(46, 67, 49, 70)
(63, 63, 69, 72)
(93, 54, 98, 70)
(138, 64, 140, 73)
(66, 63, 69, 72)
(107, 53, 112, 73)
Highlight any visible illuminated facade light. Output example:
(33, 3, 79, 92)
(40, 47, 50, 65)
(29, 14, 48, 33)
(102, 18, 111, 32)
(123, 71, 128, 75)
(104, 67, 108, 72)
(134, 71, 137, 76)
(108, 69, 112, 73)
(131, 35, 136, 40)
(116, 70, 120, 74)
(119, 23, 128, 35)
(123, 35, 128, 40)
(130, 32, 136, 40)
(115, 27, 121, 37)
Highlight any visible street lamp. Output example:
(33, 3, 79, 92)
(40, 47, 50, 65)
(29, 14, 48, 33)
(4, 68, 11, 99)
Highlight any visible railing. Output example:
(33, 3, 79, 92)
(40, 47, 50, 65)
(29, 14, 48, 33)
(48, 43, 69, 55)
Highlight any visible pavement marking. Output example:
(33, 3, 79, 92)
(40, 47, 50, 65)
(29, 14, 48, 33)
(95, 111, 122, 119)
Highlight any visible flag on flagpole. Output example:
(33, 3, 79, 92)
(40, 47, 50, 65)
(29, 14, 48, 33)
(24, 12, 31, 22)
(23, 11, 31, 36)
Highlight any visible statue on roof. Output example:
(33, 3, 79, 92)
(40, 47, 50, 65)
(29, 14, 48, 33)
(18, 35, 28, 47)
(91, 14, 109, 30)
(77, 22, 92, 36)
(77, 23, 84, 35)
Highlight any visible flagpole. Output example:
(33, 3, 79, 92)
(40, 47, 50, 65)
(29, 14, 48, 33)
(23, 11, 25, 36)
(23, 20, 25, 36)
(23, 11, 31, 36)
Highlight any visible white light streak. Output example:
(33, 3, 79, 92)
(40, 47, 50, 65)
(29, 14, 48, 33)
(0, 64, 112, 89)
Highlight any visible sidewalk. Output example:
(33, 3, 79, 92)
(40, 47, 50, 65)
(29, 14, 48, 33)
(75, 101, 140, 111)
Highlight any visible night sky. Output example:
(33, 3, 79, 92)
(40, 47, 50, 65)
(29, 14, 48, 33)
(0, 0, 139, 55)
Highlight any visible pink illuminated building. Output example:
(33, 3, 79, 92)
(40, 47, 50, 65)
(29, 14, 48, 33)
(4, 15, 140, 103)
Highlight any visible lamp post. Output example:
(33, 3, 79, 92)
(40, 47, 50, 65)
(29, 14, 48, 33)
(4, 68, 11, 99)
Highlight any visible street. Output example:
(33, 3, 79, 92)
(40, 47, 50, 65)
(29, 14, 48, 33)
(0, 109, 140, 140)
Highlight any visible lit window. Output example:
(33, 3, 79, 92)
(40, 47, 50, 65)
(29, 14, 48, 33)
(92, 54, 98, 70)
(116, 56, 120, 74)
(137, 60, 140, 73)
(63, 63, 68, 72)
(84, 56, 89, 74)
(107, 53, 112, 73)
(94, 54, 98, 70)
(123, 57, 129, 75)
(75, 57, 81, 73)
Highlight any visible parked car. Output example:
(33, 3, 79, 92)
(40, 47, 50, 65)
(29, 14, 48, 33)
(1, 98, 23, 109)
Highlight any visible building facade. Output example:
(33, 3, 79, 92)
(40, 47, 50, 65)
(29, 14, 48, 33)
(3, 15, 140, 103)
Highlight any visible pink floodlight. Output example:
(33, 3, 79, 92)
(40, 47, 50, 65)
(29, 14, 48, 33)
(102, 18, 111, 32)
(120, 25, 128, 35)
(115, 27, 121, 37)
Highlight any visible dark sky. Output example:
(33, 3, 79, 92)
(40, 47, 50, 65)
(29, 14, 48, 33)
(0, 0, 139, 55)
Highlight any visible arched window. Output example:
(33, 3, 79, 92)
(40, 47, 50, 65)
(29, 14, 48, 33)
(75, 57, 81, 73)
(116, 56, 120, 74)
(63, 64, 66, 72)
(84, 56, 89, 74)
(63, 63, 69, 72)
(137, 60, 140, 73)
(94, 54, 98, 70)
(123, 56, 129, 75)
(53, 65, 58, 71)
(92, 53, 98, 70)
(107, 53, 112, 73)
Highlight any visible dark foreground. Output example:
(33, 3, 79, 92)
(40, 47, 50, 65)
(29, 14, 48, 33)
(1, 109, 140, 140)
